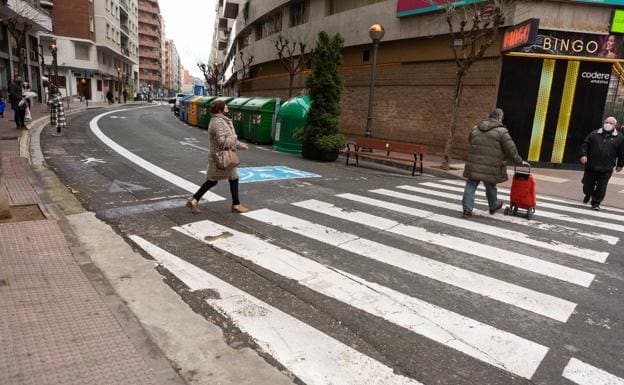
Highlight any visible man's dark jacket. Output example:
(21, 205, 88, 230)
(8, 80, 22, 108)
(580, 128, 624, 172)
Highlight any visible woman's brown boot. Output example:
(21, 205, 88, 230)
(186, 198, 201, 214)
(231, 204, 249, 214)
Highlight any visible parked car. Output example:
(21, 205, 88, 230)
(173, 93, 188, 116)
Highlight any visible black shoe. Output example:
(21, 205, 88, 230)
(592, 204, 600, 211)
(489, 201, 504, 215)
(583, 195, 591, 204)
(462, 210, 472, 219)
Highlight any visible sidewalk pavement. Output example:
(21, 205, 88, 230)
(0, 101, 182, 385)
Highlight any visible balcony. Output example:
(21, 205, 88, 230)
(120, 0, 129, 14)
(140, 38, 159, 49)
(138, 2, 159, 15)
(223, 2, 238, 19)
(139, 50, 161, 59)
(140, 72, 162, 82)
(141, 62, 161, 71)
(139, 15, 161, 27)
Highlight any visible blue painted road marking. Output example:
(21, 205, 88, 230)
(238, 166, 320, 183)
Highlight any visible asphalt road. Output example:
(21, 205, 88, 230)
(41, 104, 624, 385)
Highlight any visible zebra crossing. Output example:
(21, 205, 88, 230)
(131, 177, 624, 385)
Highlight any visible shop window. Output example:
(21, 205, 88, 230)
(290, 0, 309, 27)
(327, 0, 385, 15)
(75, 43, 90, 60)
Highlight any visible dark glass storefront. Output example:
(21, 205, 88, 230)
(498, 56, 613, 165)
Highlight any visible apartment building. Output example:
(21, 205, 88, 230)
(164, 38, 180, 94)
(0, 0, 53, 100)
(209, 0, 242, 65)
(216, 0, 623, 165)
(44, 0, 139, 102)
(138, 0, 162, 93)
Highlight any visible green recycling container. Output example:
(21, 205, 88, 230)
(198, 96, 218, 129)
(273, 96, 311, 154)
(227, 97, 253, 137)
(241, 97, 281, 144)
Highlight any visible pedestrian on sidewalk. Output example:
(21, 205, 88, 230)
(8, 74, 26, 129)
(22, 83, 37, 123)
(579, 116, 624, 211)
(48, 85, 66, 137)
(0, 97, 6, 118)
(106, 89, 114, 105)
(122, 89, 128, 104)
(186, 100, 249, 214)
(462, 108, 525, 218)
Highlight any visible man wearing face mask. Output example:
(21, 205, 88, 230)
(580, 116, 624, 210)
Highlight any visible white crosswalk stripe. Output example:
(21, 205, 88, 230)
(563, 358, 624, 385)
(293, 199, 594, 287)
(172, 219, 549, 379)
(130, 235, 423, 385)
(338, 192, 609, 263)
(421, 181, 624, 233)
(245, 208, 576, 322)
(393, 185, 619, 245)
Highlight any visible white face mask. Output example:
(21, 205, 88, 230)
(603, 123, 614, 132)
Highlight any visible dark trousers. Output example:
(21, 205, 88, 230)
(582, 169, 613, 205)
(14, 107, 25, 128)
(193, 178, 240, 205)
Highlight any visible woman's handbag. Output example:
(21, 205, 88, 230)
(25, 107, 31, 121)
(215, 148, 240, 170)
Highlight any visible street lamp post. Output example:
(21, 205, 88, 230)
(49, 43, 58, 89)
(117, 67, 121, 103)
(365, 24, 385, 138)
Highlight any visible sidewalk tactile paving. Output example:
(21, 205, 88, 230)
(0, 220, 160, 385)
(5, 179, 40, 206)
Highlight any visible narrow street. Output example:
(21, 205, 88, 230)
(40, 104, 624, 385)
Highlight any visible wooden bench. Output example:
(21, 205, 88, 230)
(346, 138, 427, 176)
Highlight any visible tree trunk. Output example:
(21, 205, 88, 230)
(288, 73, 294, 99)
(441, 68, 466, 170)
(0, 176, 11, 220)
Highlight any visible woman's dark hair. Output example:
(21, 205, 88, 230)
(211, 100, 226, 114)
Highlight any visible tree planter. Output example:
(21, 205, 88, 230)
(302, 142, 339, 162)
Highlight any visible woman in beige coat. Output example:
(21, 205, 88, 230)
(186, 100, 249, 214)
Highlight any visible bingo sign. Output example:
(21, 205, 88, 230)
(238, 166, 320, 184)
(253, 114, 262, 125)
(235, 112, 242, 121)
(396, 0, 485, 17)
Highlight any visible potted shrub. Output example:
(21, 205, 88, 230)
(301, 31, 346, 162)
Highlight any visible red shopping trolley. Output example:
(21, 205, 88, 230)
(504, 163, 536, 219)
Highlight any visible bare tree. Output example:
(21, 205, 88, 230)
(197, 61, 225, 95)
(273, 33, 313, 99)
(239, 51, 254, 80)
(439, 0, 509, 170)
(1, 0, 48, 78)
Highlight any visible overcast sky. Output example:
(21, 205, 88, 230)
(159, 0, 217, 78)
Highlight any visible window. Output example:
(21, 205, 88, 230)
(97, 80, 102, 91)
(290, 0, 309, 27)
(254, 11, 282, 41)
(106, 24, 110, 38)
(75, 43, 90, 60)
(89, 16, 94, 32)
(362, 49, 370, 62)
(327, 0, 385, 15)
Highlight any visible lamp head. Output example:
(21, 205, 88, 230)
(49, 43, 57, 51)
(369, 24, 385, 41)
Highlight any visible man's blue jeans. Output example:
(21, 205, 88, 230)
(462, 179, 499, 213)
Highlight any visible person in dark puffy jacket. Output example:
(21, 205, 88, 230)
(462, 108, 525, 218)
(579, 116, 623, 211)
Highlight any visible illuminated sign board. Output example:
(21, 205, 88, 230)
(502, 19, 540, 51)
(574, 0, 624, 5)
(612, 9, 624, 33)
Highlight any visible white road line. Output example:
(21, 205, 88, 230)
(130, 235, 421, 385)
(294, 199, 594, 288)
(395, 185, 618, 245)
(244, 208, 576, 323)
(439, 179, 624, 215)
(562, 358, 624, 385)
(180, 141, 208, 152)
(339, 192, 608, 264)
(530, 174, 569, 183)
(175, 220, 549, 379)
(422, 182, 624, 233)
(89, 108, 224, 202)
